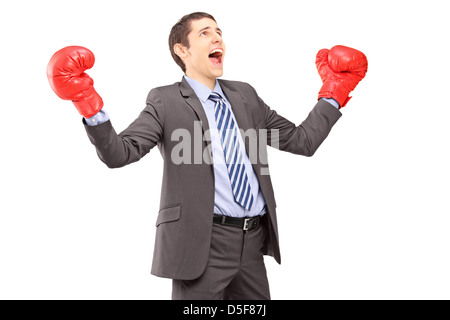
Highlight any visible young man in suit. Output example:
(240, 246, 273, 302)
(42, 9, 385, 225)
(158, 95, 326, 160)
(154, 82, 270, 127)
(47, 12, 367, 299)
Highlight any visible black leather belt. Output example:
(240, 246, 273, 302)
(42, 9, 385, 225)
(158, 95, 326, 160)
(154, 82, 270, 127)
(213, 214, 261, 231)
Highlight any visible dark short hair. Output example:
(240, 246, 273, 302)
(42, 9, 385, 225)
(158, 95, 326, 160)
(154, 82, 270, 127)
(169, 12, 216, 73)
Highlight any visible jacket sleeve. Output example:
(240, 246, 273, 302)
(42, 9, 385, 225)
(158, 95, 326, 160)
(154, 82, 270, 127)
(83, 88, 165, 168)
(258, 93, 342, 156)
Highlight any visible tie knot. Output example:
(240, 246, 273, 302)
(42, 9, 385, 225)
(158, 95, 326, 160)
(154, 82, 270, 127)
(209, 92, 223, 102)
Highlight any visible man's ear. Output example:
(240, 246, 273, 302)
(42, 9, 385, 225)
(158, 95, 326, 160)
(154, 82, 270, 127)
(174, 43, 188, 60)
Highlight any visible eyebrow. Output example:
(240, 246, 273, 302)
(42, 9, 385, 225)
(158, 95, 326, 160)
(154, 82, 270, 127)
(198, 26, 222, 34)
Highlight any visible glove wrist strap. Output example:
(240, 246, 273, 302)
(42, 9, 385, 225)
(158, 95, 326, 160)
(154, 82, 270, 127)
(73, 87, 104, 118)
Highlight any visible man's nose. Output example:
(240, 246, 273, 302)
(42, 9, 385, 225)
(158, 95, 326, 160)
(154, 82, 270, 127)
(212, 33, 222, 43)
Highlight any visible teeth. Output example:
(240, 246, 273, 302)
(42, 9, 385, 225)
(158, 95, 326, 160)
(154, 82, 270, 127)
(210, 49, 223, 55)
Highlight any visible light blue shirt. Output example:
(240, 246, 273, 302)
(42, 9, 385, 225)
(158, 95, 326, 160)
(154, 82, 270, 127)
(84, 109, 110, 125)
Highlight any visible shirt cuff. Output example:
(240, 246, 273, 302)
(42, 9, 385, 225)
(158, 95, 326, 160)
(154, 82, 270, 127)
(320, 98, 340, 109)
(84, 109, 110, 126)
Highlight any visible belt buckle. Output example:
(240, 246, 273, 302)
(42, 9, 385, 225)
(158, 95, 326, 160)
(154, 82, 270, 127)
(243, 218, 251, 231)
(243, 217, 258, 231)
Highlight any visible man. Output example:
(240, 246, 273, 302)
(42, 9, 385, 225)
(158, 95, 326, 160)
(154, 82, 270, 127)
(47, 12, 367, 299)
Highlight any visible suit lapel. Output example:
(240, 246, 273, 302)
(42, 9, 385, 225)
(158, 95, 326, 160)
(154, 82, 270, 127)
(218, 80, 251, 153)
(179, 77, 214, 167)
(219, 80, 263, 180)
(179, 77, 211, 136)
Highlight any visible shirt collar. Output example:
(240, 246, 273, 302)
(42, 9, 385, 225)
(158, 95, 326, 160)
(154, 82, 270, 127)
(184, 75, 227, 103)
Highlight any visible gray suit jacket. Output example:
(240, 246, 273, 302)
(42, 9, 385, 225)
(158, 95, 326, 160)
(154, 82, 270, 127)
(84, 77, 342, 280)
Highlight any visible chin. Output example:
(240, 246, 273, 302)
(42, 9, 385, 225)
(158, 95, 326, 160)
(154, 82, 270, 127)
(211, 68, 224, 78)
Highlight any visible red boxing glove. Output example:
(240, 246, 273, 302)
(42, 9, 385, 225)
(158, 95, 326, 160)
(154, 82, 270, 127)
(316, 45, 368, 108)
(47, 46, 103, 118)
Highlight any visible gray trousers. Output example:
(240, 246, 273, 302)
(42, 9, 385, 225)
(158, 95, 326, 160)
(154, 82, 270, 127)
(172, 219, 271, 300)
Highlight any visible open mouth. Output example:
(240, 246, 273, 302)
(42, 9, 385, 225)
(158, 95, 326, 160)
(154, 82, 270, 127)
(209, 48, 224, 65)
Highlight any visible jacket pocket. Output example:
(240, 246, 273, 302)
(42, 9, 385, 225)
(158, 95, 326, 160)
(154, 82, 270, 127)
(155, 205, 181, 227)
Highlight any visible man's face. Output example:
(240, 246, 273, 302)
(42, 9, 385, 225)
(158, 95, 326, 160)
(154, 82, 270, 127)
(180, 18, 225, 86)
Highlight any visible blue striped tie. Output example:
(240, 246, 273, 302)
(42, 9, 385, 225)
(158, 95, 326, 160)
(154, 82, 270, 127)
(209, 92, 254, 211)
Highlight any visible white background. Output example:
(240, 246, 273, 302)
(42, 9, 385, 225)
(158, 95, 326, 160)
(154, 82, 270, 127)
(1, 0, 449, 300)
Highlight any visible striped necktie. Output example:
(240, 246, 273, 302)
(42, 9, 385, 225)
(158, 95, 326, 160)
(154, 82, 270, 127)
(209, 92, 254, 211)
